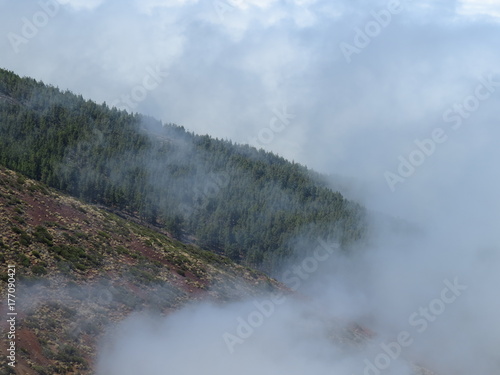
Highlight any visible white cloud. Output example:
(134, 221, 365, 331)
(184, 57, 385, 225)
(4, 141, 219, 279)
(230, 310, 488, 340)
(58, 0, 105, 11)
(458, 0, 500, 19)
(1, 2, 500, 374)
(0, 0, 498, 239)
(134, 0, 200, 15)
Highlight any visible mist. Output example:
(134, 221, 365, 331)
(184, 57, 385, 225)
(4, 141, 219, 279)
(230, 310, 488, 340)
(2, 0, 499, 374)
(95, 215, 500, 375)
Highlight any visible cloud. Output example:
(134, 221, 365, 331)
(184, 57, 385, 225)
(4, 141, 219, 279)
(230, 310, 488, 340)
(58, 0, 106, 11)
(1, 2, 500, 373)
(458, 0, 500, 19)
(134, 0, 200, 14)
(1, 0, 498, 258)
(95, 221, 500, 375)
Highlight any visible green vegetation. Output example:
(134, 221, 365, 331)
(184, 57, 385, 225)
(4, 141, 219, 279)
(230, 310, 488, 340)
(19, 231, 32, 246)
(0, 68, 366, 272)
(55, 345, 87, 367)
(129, 265, 161, 284)
(32, 264, 48, 275)
(0, 161, 289, 375)
(49, 244, 101, 271)
(33, 225, 54, 246)
(17, 253, 30, 267)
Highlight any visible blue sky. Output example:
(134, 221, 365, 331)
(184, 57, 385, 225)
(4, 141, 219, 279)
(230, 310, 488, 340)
(1, 0, 499, 220)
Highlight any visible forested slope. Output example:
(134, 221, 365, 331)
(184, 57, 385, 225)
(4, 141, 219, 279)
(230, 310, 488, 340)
(0, 68, 366, 273)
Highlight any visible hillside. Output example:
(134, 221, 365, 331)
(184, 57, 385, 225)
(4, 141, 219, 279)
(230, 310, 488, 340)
(0, 70, 440, 375)
(0, 169, 438, 375)
(0, 68, 366, 273)
(0, 167, 286, 374)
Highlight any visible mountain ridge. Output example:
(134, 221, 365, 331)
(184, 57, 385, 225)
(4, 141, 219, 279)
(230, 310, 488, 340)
(0, 69, 440, 375)
(0, 67, 367, 274)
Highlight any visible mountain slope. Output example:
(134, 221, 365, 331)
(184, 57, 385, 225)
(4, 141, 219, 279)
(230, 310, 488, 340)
(0, 70, 439, 375)
(0, 166, 285, 374)
(0, 68, 366, 273)
(0, 167, 437, 375)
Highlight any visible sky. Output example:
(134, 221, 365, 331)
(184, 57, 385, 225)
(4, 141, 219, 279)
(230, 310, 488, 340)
(2, 2, 500, 375)
(1, 0, 499, 220)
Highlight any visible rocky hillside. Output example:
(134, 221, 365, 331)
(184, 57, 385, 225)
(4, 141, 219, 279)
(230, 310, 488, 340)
(0, 167, 438, 375)
(0, 167, 285, 374)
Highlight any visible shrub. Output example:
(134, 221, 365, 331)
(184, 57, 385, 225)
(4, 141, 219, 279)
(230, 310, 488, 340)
(129, 267, 159, 284)
(97, 231, 110, 239)
(20, 232, 32, 246)
(33, 226, 53, 246)
(16, 174, 26, 185)
(32, 264, 47, 275)
(18, 253, 30, 267)
(56, 345, 87, 367)
(13, 215, 26, 224)
(11, 226, 23, 234)
(62, 232, 78, 244)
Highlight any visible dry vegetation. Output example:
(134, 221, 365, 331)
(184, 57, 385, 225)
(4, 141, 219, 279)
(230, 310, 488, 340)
(0, 167, 284, 374)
